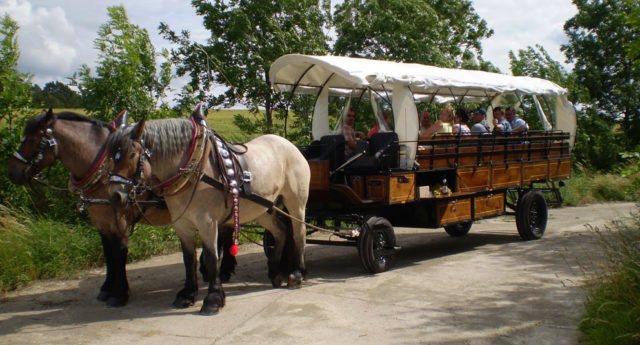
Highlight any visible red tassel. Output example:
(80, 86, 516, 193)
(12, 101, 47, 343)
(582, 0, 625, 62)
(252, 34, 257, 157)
(229, 244, 239, 256)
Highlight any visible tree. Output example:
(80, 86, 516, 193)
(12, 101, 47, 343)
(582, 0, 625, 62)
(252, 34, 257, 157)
(509, 44, 621, 170)
(32, 81, 82, 108)
(628, 0, 640, 66)
(72, 5, 172, 122)
(332, 0, 495, 70)
(562, 0, 640, 150)
(160, 0, 329, 135)
(0, 14, 32, 130)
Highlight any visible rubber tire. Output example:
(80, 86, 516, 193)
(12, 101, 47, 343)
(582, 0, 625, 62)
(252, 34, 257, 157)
(444, 221, 473, 237)
(516, 190, 548, 240)
(357, 216, 396, 273)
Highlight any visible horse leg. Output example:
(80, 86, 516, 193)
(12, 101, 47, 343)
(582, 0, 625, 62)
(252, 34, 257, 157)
(97, 234, 113, 301)
(104, 236, 130, 307)
(198, 221, 225, 315)
(173, 224, 199, 308)
(281, 200, 308, 289)
(218, 225, 236, 283)
(256, 214, 288, 288)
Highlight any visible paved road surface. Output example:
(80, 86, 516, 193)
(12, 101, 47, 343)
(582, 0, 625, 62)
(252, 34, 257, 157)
(0, 202, 636, 345)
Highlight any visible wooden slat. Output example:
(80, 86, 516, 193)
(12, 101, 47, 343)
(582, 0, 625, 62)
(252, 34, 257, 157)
(457, 167, 491, 192)
(474, 193, 505, 218)
(389, 173, 416, 204)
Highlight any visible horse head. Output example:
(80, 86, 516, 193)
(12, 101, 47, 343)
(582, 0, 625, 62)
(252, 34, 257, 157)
(106, 118, 153, 208)
(8, 109, 59, 185)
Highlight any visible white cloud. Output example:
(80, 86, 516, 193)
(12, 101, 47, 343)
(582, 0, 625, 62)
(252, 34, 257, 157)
(472, 0, 577, 73)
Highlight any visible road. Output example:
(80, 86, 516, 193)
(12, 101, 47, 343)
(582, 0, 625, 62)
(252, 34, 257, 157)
(0, 202, 637, 345)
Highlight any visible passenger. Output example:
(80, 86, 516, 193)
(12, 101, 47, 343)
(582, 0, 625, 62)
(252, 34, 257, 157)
(492, 106, 511, 133)
(505, 106, 528, 133)
(367, 110, 391, 139)
(418, 110, 432, 137)
(453, 108, 471, 135)
(470, 108, 491, 135)
(343, 108, 365, 157)
(421, 104, 454, 137)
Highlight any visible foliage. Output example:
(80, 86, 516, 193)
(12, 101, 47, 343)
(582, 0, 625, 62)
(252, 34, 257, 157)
(0, 14, 33, 131)
(562, 0, 640, 149)
(333, 0, 496, 70)
(160, 0, 329, 139)
(579, 215, 640, 344)
(561, 164, 640, 206)
(627, 0, 640, 66)
(72, 5, 173, 122)
(32, 81, 82, 109)
(0, 204, 180, 292)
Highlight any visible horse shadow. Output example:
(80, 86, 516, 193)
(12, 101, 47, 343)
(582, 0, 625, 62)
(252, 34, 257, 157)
(0, 226, 522, 333)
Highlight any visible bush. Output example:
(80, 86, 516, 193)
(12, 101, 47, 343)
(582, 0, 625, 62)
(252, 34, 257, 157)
(579, 215, 640, 344)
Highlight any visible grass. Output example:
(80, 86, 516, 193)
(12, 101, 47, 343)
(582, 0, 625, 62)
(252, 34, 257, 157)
(0, 204, 180, 292)
(579, 215, 640, 344)
(561, 168, 640, 206)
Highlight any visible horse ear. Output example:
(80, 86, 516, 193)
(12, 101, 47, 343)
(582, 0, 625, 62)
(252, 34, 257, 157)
(112, 110, 129, 129)
(190, 102, 208, 127)
(43, 108, 55, 128)
(131, 119, 146, 140)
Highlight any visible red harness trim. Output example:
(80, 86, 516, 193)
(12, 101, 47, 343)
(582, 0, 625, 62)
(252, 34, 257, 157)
(70, 146, 108, 187)
(157, 116, 199, 189)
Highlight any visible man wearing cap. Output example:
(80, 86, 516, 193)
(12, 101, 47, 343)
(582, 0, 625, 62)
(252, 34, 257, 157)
(471, 108, 491, 135)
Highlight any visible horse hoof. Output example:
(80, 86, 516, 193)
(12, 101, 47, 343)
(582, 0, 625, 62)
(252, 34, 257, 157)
(97, 290, 109, 302)
(287, 272, 303, 289)
(200, 294, 224, 315)
(173, 297, 195, 309)
(271, 275, 283, 288)
(106, 296, 128, 307)
(200, 305, 220, 316)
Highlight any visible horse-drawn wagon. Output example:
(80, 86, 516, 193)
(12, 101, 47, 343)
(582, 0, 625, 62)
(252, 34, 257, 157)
(269, 54, 575, 273)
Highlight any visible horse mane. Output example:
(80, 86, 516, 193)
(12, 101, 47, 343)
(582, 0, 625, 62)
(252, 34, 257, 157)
(107, 118, 195, 159)
(25, 111, 108, 136)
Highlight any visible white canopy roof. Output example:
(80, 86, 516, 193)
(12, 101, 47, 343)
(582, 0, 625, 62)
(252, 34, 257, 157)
(270, 54, 569, 99)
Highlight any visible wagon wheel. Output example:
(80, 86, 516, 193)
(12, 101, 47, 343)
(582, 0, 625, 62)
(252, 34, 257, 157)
(443, 221, 473, 237)
(357, 216, 396, 273)
(516, 190, 548, 240)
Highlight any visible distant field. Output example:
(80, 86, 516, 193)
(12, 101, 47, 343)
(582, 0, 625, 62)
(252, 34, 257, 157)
(42, 108, 287, 143)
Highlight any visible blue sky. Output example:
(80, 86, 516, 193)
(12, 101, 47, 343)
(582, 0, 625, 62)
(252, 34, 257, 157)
(1, 0, 577, 102)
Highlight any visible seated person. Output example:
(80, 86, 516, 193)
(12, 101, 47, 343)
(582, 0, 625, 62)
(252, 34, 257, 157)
(453, 108, 471, 135)
(421, 104, 454, 138)
(505, 106, 528, 133)
(343, 108, 365, 157)
(492, 106, 511, 133)
(471, 108, 491, 135)
(418, 110, 432, 137)
(367, 110, 391, 139)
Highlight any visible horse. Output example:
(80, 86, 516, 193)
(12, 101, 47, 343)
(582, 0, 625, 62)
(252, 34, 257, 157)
(105, 106, 310, 315)
(7, 109, 238, 307)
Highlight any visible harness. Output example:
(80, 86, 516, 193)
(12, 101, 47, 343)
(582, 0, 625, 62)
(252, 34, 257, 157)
(110, 117, 274, 256)
(13, 124, 59, 178)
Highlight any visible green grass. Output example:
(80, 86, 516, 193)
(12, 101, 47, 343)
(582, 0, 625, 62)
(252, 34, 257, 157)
(579, 216, 640, 344)
(561, 168, 640, 206)
(0, 204, 180, 292)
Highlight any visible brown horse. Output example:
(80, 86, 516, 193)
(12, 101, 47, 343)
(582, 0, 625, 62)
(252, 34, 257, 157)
(6, 109, 239, 307)
(106, 106, 310, 315)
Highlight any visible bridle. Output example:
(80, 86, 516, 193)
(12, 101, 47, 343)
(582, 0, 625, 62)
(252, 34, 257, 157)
(13, 120, 59, 178)
(108, 140, 154, 201)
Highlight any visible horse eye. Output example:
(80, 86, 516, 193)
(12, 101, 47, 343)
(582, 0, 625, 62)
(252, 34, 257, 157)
(114, 151, 122, 162)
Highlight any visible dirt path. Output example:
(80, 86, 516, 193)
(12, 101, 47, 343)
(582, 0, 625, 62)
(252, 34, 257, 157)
(0, 202, 636, 345)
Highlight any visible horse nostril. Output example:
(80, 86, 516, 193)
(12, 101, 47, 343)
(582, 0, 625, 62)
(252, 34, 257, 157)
(109, 190, 128, 208)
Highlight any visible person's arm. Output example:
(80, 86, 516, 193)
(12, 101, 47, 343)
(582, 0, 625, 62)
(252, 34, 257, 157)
(421, 121, 443, 137)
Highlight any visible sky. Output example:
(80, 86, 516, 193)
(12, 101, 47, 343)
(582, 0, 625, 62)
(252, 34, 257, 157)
(1, 0, 578, 103)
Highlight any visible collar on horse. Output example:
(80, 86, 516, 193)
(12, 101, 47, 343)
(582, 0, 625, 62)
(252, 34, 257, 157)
(154, 116, 210, 196)
(69, 111, 129, 195)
